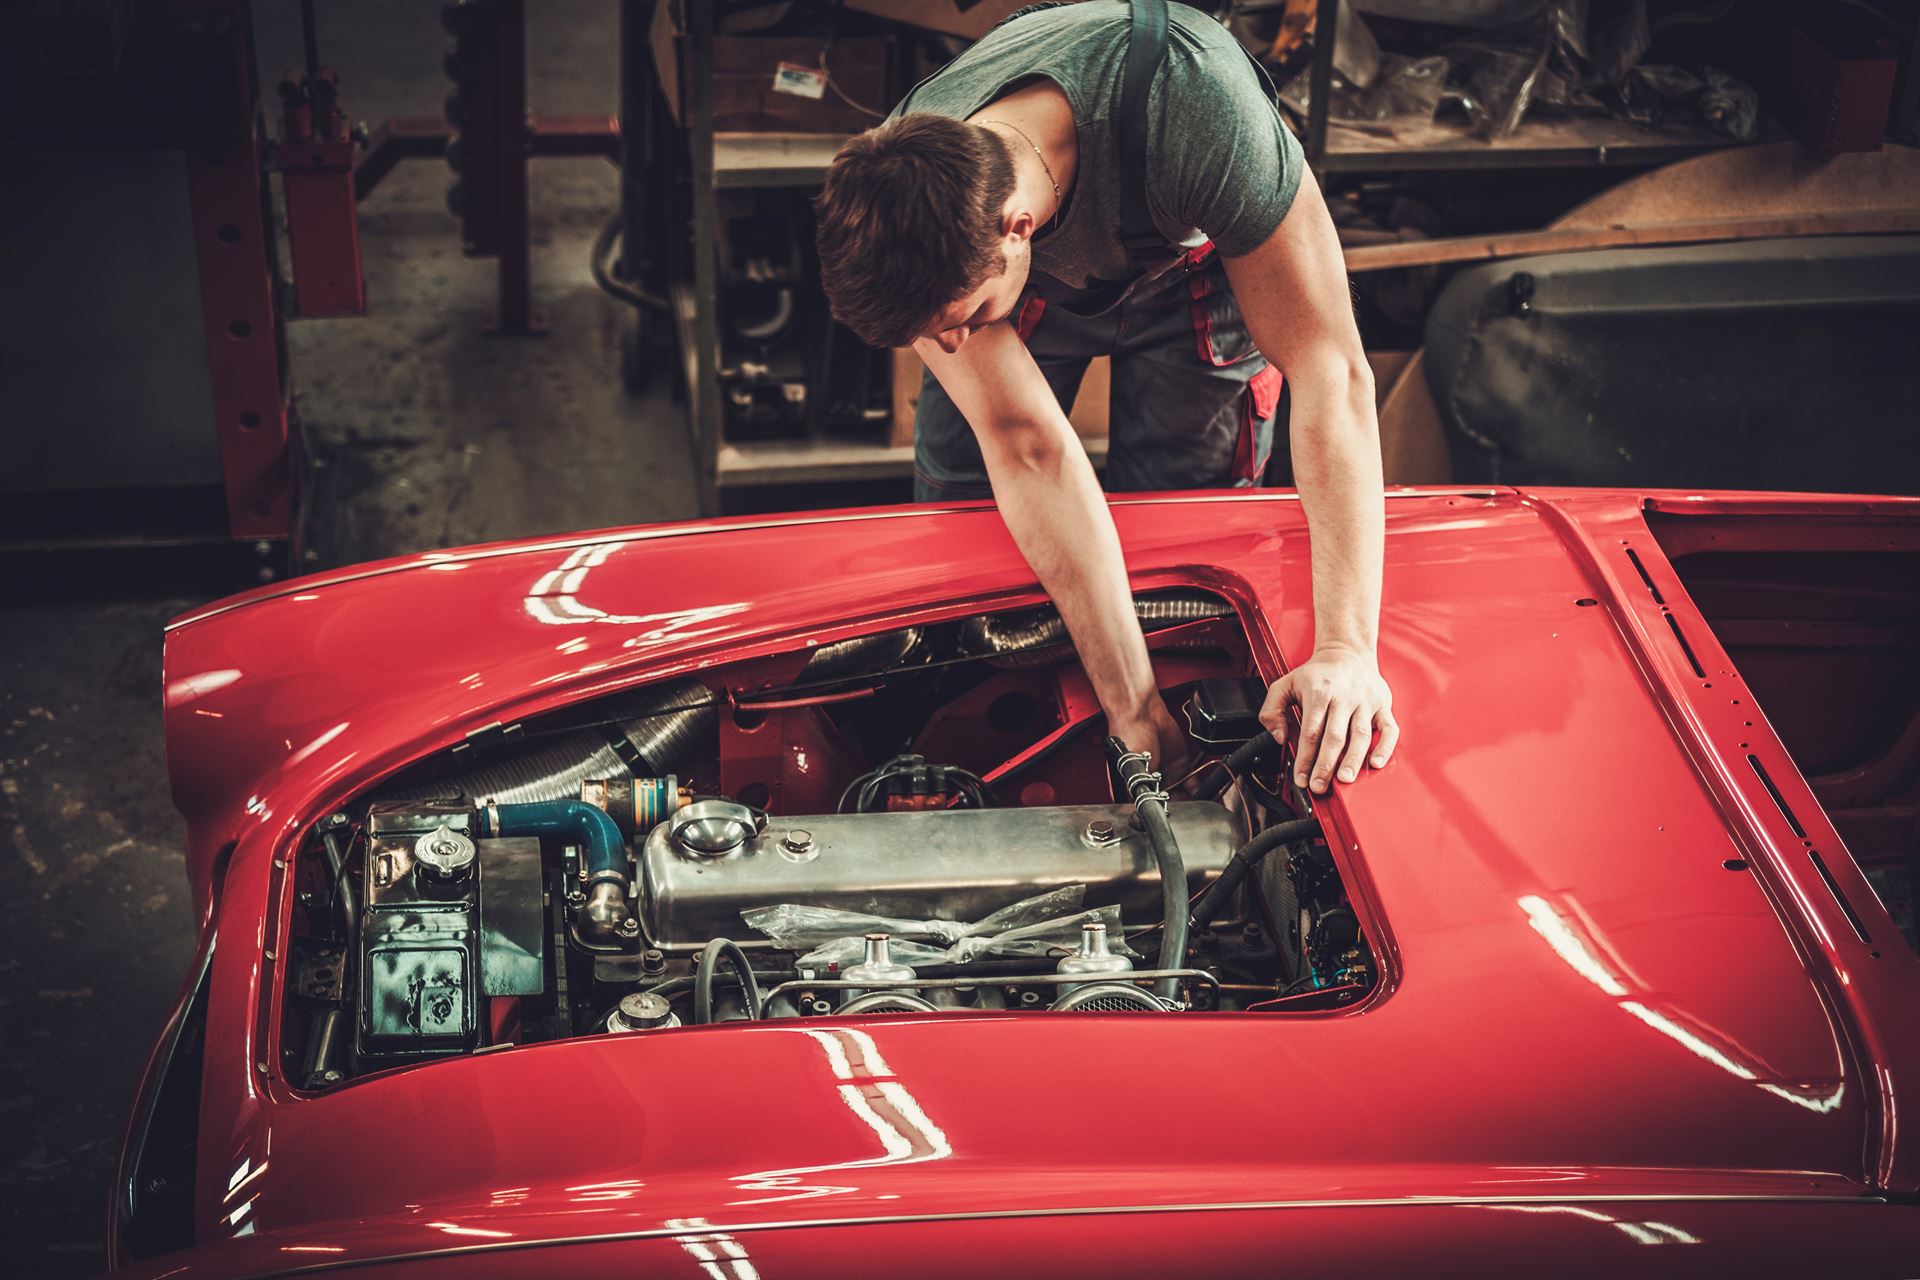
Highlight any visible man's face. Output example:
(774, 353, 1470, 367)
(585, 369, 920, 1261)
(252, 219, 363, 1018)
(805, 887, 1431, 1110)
(918, 233, 1032, 354)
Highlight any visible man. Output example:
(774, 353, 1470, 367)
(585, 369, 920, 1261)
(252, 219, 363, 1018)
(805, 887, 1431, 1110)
(814, 0, 1395, 795)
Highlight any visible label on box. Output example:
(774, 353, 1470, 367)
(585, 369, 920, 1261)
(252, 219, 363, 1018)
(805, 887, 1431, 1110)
(772, 61, 827, 101)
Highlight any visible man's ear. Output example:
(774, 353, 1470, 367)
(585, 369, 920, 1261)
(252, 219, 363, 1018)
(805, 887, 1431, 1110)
(1003, 205, 1037, 244)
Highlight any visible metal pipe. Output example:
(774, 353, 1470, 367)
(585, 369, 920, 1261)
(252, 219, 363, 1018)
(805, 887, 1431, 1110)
(301, 1007, 343, 1088)
(379, 677, 713, 807)
(964, 592, 1229, 666)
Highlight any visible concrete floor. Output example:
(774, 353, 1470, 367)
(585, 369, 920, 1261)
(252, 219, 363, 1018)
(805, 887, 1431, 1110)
(0, 4, 699, 1274)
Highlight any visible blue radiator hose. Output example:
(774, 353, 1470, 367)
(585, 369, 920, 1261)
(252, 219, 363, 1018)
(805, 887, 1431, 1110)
(488, 800, 631, 945)
(489, 799, 626, 883)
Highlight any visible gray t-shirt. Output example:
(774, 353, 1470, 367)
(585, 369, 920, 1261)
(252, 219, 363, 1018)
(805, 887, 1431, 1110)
(893, 0, 1305, 289)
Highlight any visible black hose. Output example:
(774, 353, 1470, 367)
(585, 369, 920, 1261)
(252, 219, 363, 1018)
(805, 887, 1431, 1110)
(1107, 736, 1187, 1001)
(694, 939, 762, 1024)
(592, 215, 669, 311)
(319, 823, 358, 943)
(1193, 731, 1280, 802)
(1189, 817, 1322, 932)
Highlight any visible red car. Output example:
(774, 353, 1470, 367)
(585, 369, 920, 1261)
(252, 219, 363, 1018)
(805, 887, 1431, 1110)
(111, 488, 1920, 1276)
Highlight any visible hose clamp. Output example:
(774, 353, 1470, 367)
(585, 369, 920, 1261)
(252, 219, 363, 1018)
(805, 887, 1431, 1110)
(1132, 786, 1171, 815)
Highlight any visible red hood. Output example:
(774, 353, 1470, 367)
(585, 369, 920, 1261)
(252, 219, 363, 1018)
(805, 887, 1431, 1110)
(151, 489, 1920, 1271)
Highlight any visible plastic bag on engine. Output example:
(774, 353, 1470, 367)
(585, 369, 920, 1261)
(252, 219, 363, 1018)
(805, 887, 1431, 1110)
(939, 902, 1142, 964)
(742, 884, 1086, 950)
(742, 885, 1140, 971)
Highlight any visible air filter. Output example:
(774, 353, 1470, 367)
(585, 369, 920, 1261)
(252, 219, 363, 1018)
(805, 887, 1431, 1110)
(838, 991, 939, 1015)
(1049, 983, 1165, 1012)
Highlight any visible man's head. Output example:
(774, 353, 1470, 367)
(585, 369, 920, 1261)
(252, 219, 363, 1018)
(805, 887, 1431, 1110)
(815, 114, 1035, 353)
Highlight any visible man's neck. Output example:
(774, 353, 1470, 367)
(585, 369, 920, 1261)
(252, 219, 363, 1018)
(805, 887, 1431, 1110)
(969, 82, 1077, 224)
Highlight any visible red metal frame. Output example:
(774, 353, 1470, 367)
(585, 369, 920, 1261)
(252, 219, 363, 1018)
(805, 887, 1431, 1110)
(178, 0, 293, 543)
(279, 135, 364, 316)
(276, 63, 366, 318)
(112, 489, 1920, 1274)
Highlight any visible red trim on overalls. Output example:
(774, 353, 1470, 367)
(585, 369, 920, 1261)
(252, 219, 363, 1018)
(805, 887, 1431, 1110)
(1185, 241, 1222, 366)
(1236, 363, 1284, 484)
(1015, 295, 1048, 343)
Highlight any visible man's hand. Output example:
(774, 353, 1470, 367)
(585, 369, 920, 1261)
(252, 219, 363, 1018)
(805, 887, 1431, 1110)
(1109, 695, 1192, 787)
(1260, 649, 1397, 795)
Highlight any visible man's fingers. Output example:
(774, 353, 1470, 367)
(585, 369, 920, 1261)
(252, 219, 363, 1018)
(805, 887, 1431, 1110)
(1370, 705, 1400, 769)
(1309, 699, 1352, 794)
(1293, 690, 1330, 787)
(1258, 672, 1298, 742)
(1335, 705, 1372, 784)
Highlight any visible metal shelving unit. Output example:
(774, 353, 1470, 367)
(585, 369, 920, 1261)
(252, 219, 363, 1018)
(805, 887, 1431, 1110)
(663, 5, 919, 512)
(1299, 0, 1761, 174)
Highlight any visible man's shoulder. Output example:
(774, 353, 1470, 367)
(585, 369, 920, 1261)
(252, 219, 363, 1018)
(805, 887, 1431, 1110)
(896, 2, 1131, 113)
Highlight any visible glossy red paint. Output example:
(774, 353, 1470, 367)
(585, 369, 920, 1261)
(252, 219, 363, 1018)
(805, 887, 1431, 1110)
(115, 489, 1920, 1275)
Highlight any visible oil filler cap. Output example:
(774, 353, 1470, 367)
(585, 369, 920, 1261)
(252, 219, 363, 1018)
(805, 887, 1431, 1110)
(670, 800, 762, 859)
(608, 991, 680, 1033)
(414, 824, 477, 881)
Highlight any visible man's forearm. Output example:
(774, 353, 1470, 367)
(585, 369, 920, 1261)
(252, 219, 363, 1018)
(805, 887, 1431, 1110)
(983, 415, 1161, 727)
(1289, 363, 1384, 657)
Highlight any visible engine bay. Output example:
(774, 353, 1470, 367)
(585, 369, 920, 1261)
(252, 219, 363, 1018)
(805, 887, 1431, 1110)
(278, 589, 1381, 1088)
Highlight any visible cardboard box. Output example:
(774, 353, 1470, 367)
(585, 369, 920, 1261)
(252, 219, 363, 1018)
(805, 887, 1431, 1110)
(651, 4, 894, 132)
(1762, 10, 1899, 152)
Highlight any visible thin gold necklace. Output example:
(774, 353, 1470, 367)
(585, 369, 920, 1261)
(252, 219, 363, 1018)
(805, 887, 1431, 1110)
(978, 117, 1061, 205)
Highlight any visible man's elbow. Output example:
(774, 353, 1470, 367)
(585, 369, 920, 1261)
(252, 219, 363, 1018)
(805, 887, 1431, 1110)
(1291, 353, 1377, 436)
(982, 416, 1073, 478)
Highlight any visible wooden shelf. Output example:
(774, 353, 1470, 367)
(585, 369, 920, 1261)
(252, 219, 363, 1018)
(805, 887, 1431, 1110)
(717, 434, 1110, 488)
(1318, 113, 1749, 173)
(712, 132, 849, 188)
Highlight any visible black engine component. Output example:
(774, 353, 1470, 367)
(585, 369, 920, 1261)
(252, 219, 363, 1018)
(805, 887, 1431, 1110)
(1184, 678, 1271, 748)
(839, 753, 993, 812)
(356, 802, 547, 1064)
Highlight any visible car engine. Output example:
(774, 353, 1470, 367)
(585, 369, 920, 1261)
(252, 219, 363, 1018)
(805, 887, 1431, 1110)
(278, 590, 1380, 1087)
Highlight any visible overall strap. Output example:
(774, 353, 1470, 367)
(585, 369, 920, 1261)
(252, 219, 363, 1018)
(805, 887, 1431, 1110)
(1118, 0, 1171, 270)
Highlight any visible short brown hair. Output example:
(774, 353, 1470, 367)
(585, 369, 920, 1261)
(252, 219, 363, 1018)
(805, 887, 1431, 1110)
(814, 114, 1017, 348)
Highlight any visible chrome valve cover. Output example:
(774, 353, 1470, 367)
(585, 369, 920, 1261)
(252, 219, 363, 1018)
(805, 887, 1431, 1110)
(637, 801, 1245, 953)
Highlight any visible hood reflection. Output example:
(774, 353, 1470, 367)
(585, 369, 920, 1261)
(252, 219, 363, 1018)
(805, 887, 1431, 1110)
(1518, 895, 1845, 1112)
(1485, 1203, 1702, 1246)
(729, 1026, 952, 1207)
(521, 543, 747, 643)
(668, 1217, 761, 1279)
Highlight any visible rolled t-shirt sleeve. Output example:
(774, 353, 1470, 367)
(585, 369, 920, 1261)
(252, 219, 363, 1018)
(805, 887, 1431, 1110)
(1148, 47, 1305, 258)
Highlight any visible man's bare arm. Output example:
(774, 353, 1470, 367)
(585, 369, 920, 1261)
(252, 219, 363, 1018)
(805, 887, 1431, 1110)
(914, 326, 1183, 765)
(1222, 173, 1399, 793)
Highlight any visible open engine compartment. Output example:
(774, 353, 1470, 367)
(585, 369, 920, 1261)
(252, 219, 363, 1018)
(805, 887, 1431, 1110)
(277, 589, 1381, 1088)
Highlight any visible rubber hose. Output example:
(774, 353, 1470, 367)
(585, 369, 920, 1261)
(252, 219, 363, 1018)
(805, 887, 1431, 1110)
(1189, 817, 1322, 931)
(1107, 736, 1188, 1000)
(490, 799, 625, 883)
(1193, 731, 1280, 802)
(695, 939, 762, 1024)
(319, 824, 358, 942)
